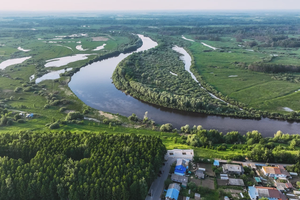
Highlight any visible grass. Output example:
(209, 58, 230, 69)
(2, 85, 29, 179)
(0, 29, 140, 134)
(188, 40, 300, 113)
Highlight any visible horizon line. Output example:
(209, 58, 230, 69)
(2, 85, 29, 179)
(1, 9, 300, 12)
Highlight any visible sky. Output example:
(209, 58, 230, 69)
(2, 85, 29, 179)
(1, 0, 300, 11)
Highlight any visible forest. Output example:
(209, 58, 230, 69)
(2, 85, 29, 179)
(0, 131, 166, 200)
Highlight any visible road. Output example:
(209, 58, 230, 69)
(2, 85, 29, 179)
(146, 152, 194, 200)
(216, 159, 293, 167)
(146, 157, 176, 200)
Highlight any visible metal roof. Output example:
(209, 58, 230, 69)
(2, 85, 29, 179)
(223, 164, 243, 172)
(171, 174, 188, 183)
(228, 178, 245, 186)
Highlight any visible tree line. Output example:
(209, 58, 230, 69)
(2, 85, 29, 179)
(182, 125, 300, 163)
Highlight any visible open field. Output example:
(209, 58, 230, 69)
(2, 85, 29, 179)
(189, 38, 300, 113)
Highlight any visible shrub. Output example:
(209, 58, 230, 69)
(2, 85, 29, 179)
(17, 119, 25, 123)
(128, 113, 138, 121)
(65, 112, 84, 121)
(14, 114, 21, 121)
(49, 123, 60, 129)
(59, 107, 67, 112)
(14, 87, 22, 93)
(7, 119, 13, 126)
(49, 100, 60, 106)
(103, 119, 109, 124)
(160, 123, 173, 132)
(44, 104, 50, 109)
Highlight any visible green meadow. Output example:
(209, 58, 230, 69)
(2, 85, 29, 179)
(188, 39, 300, 113)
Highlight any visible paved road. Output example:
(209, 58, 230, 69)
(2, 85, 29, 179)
(216, 159, 293, 167)
(146, 158, 176, 200)
(146, 154, 193, 200)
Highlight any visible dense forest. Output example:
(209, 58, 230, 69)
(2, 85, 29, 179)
(0, 131, 166, 200)
(112, 41, 261, 118)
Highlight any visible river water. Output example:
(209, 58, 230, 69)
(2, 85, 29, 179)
(68, 35, 300, 136)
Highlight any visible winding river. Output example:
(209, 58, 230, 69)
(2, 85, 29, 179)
(69, 35, 300, 137)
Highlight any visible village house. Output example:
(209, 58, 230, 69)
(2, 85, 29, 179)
(166, 183, 181, 200)
(228, 178, 245, 186)
(275, 182, 293, 192)
(174, 159, 189, 176)
(222, 164, 244, 175)
(171, 174, 188, 187)
(248, 186, 287, 200)
(262, 165, 291, 178)
(195, 168, 205, 179)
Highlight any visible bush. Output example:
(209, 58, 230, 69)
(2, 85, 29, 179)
(65, 112, 84, 121)
(181, 124, 190, 133)
(49, 123, 60, 129)
(44, 104, 50, 109)
(17, 119, 25, 123)
(217, 145, 227, 151)
(14, 87, 22, 93)
(49, 100, 60, 106)
(160, 123, 173, 132)
(59, 107, 67, 112)
(14, 114, 22, 121)
(7, 119, 13, 126)
(128, 113, 138, 121)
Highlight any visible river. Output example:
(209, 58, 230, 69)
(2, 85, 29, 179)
(68, 35, 300, 137)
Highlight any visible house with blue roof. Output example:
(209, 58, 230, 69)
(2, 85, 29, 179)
(166, 183, 181, 200)
(213, 160, 220, 167)
(174, 159, 189, 176)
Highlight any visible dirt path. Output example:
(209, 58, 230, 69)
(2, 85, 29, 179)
(99, 111, 118, 120)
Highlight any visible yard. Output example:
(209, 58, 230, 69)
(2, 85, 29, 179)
(190, 177, 215, 190)
(217, 179, 228, 186)
(197, 163, 216, 177)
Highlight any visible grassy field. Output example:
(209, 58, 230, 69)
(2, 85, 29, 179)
(188, 39, 300, 113)
(0, 29, 140, 134)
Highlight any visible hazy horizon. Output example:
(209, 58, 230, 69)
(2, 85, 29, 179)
(1, 0, 300, 11)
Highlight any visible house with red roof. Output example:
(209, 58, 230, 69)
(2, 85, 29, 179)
(248, 186, 287, 200)
(262, 165, 290, 178)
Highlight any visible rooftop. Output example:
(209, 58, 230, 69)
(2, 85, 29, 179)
(171, 174, 188, 183)
(166, 183, 181, 200)
(195, 170, 205, 179)
(223, 164, 243, 172)
(255, 186, 287, 200)
(263, 166, 282, 174)
(228, 178, 245, 186)
(176, 159, 189, 167)
(213, 160, 220, 166)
